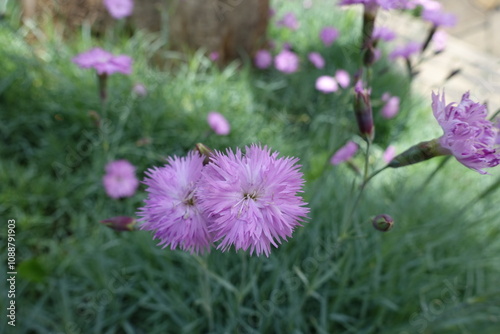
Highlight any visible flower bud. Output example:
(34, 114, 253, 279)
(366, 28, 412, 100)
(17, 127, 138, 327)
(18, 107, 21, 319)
(388, 138, 450, 168)
(100, 216, 137, 232)
(371, 214, 394, 232)
(353, 80, 375, 142)
(195, 143, 213, 165)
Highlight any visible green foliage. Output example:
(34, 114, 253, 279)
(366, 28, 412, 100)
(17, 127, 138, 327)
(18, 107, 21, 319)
(1, 1, 500, 333)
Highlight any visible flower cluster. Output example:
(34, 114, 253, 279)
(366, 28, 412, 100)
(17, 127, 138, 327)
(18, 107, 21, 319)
(138, 145, 309, 256)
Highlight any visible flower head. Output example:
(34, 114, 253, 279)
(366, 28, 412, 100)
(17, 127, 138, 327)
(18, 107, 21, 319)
(335, 69, 351, 88)
(197, 145, 309, 257)
(274, 49, 300, 74)
(138, 152, 212, 254)
(330, 141, 359, 165)
(319, 27, 339, 47)
(103, 159, 139, 199)
(372, 26, 396, 42)
(432, 91, 500, 174)
(389, 41, 422, 60)
(315, 76, 338, 93)
(207, 111, 231, 136)
(276, 12, 300, 30)
(254, 49, 273, 69)
(308, 52, 325, 69)
(72, 48, 132, 75)
(381, 93, 400, 119)
(383, 145, 397, 163)
(422, 9, 457, 27)
(104, 0, 134, 19)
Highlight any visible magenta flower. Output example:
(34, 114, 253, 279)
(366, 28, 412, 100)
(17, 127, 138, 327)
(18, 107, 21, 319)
(315, 76, 338, 94)
(132, 83, 147, 97)
(432, 91, 500, 174)
(319, 27, 339, 47)
(383, 145, 396, 163)
(274, 49, 300, 74)
(197, 145, 309, 257)
(104, 0, 134, 19)
(254, 49, 273, 69)
(276, 12, 300, 30)
(103, 160, 139, 199)
(209, 51, 219, 62)
(432, 30, 447, 52)
(308, 52, 325, 69)
(372, 26, 396, 42)
(381, 93, 400, 119)
(335, 69, 350, 88)
(389, 41, 422, 60)
(207, 111, 231, 136)
(422, 9, 457, 27)
(331, 141, 358, 165)
(138, 152, 212, 254)
(72, 48, 132, 75)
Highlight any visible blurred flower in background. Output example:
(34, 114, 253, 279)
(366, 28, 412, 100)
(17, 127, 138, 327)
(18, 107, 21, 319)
(383, 145, 396, 163)
(277, 12, 300, 30)
(103, 159, 139, 199)
(319, 26, 339, 47)
(207, 111, 231, 136)
(335, 69, 351, 88)
(380, 92, 400, 119)
(104, 0, 134, 19)
(331, 141, 358, 165)
(254, 49, 273, 69)
(389, 41, 422, 60)
(308, 52, 325, 69)
(132, 83, 147, 97)
(274, 49, 300, 73)
(315, 75, 338, 93)
(72, 47, 132, 75)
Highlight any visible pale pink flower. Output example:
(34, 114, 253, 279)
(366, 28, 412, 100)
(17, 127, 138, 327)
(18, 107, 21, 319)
(104, 0, 134, 19)
(274, 49, 300, 74)
(335, 69, 350, 88)
(381, 94, 400, 119)
(254, 49, 273, 69)
(308, 52, 325, 69)
(432, 30, 447, 52)
(207, 111, 230, 135)
(102, 160, 139, 199)
(72, 48, 132, 75)
(319, 27, 339, 47)
(315, 76, 338, 93)
(383, 145, 396, 163)
(331, 141, 358, 165)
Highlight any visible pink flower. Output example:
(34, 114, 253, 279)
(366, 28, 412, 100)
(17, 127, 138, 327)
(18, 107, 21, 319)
(104, 0, 134, 19)
(103, 160, 139, 199)
(422, 9, 457, 27)
(132, 83, 147, 97)
(330, 141, 358, 165)
(254, 49, 273, 69)
(308, 52, 325, 69)
(339, 0, 408, 11)
(138, 152, 212, 254)
(197, 145, 309, 257)
(274, 49, 300, 74)
(372, 26, 396, 42)
(319, 27, 339, 47)
(432, 91, 500, 174)
(209, 51, 219, 61)
(383, 145, 396, 163)
(277, 12, 300, 30)
(380, 94, 400, 119)
(72, 48, 132, 75)
(389, 41, 422, 60)
(432, 30, 447, 52)
(315, 76, 338, 93)
(335, 69, 350, 88)
(207, 111, 230, 135)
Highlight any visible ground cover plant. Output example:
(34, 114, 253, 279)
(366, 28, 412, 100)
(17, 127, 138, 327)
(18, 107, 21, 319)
(1, 0, 500, 333)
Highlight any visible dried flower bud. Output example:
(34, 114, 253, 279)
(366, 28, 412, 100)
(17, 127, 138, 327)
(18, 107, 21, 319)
(195, 143, 213, 165)
(371, 214, 394, 232)
(388, 138, 449, 168)
(100, 216, 137, 231)
(354, 80, 375, 142)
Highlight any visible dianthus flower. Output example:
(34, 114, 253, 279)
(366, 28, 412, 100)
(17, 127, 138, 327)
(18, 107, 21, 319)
(432, 91, 500, 174)
(254, 49, 273, 69)
(372, 26, 396, 42)
(315, 76, 338, 93)
(339, 0, 408, 11)
(389, 41, 422, 60)
(274, 49, 300, 74)
(276, 12, 300, 30)
(308, 52, 325, 69)
(319, 27, 339, 47)
(104, 0, 134, 19)
(138, 152, 212, 254)
(207, 111, 231, 136)
(330, 141, 359, 165)
(103, 160, 139, 199)
(197, 145, 309, 257)
(72, 47, 132, 75)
